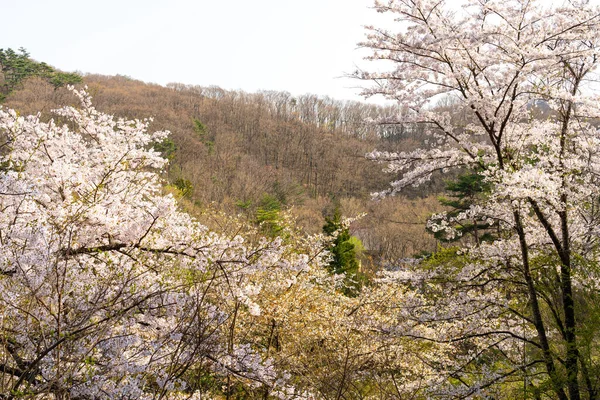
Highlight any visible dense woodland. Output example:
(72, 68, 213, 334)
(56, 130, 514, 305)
(3, 0, 600, 399)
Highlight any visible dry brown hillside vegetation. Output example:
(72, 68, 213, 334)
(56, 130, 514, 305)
(4, 74, 442, 263)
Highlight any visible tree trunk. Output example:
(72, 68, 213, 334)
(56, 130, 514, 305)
(514, 211, 568, 400)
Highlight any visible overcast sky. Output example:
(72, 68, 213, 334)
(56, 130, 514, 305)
(0, 0, 394, 103)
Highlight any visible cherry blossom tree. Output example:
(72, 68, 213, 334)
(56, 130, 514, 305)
(0, 87, 331, 399)
(361, 0, 600, 398)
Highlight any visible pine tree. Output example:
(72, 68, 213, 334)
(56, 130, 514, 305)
(323, 208, 364, 296)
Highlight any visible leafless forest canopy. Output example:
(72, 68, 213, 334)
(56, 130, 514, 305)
(4, 74, 443, 265)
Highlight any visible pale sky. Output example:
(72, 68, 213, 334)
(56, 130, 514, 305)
(0, 0, 393, 103)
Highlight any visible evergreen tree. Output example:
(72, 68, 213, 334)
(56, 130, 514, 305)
(0, 47, 82, 101)
(256, 194, 284, 237)
(323, 208, 364, 296)
(429, 171, 495, 244)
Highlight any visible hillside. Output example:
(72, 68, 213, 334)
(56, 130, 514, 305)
(4, 73, 441, 262)
(4, 1, 600, 396)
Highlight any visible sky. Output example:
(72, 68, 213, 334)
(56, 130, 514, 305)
(0, 0, 394, 103)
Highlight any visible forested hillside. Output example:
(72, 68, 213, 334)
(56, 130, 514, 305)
(3, 0, 600, 398)
(3, 72, 441, 263)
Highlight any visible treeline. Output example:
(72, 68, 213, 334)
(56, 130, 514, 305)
(166, 82, 421, 141)
(0, 47, 82, 101)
